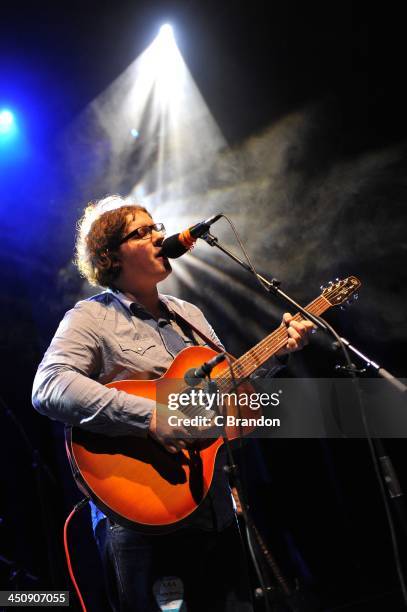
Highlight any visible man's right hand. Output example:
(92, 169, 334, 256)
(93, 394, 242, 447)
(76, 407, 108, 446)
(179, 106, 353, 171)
(148, 404, 220, 454)
(148, 405, 193, 454)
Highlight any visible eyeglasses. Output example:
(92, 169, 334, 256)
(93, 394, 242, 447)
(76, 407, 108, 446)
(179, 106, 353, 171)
(118, 223, 166, 245)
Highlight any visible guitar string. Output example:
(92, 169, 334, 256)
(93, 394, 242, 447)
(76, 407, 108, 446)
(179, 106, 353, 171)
(179, 297, 328, 418)
(215, 296, 328, 388)
(221, 279, 359, 387)
(216, 281, 357, 384)
(179, 299, 326, 418)
(177, 283, 357, 417)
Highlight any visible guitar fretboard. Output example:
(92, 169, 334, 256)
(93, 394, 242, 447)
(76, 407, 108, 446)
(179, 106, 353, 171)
(214, 295, 332, 392)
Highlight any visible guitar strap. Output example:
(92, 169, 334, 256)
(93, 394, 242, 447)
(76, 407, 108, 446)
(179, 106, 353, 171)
(110, 289, 235, 360)
(172, 310, 236, 362)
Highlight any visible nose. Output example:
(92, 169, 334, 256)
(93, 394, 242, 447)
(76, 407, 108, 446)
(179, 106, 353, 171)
(152, 227, 165, 245)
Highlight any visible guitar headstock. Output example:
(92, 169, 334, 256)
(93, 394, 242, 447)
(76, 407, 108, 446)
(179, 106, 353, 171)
(321, 276, 361, 306)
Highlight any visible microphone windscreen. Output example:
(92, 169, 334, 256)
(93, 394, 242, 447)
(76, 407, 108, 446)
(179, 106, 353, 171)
(160, 234, 190, 259)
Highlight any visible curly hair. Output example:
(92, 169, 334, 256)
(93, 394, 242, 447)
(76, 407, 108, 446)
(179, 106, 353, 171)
(74, 195, 149, 288)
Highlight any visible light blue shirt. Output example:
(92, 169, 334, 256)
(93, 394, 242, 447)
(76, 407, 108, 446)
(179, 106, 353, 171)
(32, 289, 284, 531)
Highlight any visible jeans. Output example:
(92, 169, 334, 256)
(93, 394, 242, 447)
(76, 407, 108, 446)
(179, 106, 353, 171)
(95, 518, 254, 611)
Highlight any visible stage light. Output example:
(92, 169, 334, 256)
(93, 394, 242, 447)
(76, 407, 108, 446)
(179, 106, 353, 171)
(0, 108, 20, 156)
(158, 24, 174, 40)
(148, 24, 178, 83)
(64, 19, 225, 223)
(0, 109, 15, 134)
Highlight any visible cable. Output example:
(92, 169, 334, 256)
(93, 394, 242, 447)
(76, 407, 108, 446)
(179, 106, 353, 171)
(63, 498, 89, 612)
(217, 214, 272, 293)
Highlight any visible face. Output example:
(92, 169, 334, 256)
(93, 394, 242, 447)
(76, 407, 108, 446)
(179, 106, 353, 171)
(115, 211, 171, 292)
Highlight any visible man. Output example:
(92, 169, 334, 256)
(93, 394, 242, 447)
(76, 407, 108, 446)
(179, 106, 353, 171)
(32, 196, 313, 611)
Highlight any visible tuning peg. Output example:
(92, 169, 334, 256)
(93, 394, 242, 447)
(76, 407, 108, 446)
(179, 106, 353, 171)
(320, 284, 325, 291)
(328, 280, 334, 286)
(335, 277, 339, 282)
(353, 293, 359, 300)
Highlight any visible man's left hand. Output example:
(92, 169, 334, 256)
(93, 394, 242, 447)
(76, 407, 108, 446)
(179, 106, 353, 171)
(276, 313, 315, 357)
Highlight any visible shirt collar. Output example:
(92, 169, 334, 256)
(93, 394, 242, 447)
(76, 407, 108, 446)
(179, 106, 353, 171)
(107, 288, 173, 318)
(107, 288, 137, 313)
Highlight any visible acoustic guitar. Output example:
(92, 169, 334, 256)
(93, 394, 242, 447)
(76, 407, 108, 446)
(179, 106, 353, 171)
(66, 276, 360, 532)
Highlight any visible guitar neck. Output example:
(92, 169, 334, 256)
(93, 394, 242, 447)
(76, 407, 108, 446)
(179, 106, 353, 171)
(216, 294, 332, 389)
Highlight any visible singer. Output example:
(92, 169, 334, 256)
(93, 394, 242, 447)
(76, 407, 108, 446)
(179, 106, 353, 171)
(32, 195, 313, 611)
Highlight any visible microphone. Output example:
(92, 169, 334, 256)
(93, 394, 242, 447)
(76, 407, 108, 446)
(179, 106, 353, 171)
(160, 214, 222, 259)
(184, 353, 226, 387)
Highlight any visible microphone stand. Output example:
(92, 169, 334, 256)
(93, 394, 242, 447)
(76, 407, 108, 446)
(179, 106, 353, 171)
(334, 338, 407, 394)
(202, 232, 328, 334)
(204, 376, 300, 612)
(200, 230, 407, 601)
(198, 235, 325, 606)
(201, 231, 406, 393)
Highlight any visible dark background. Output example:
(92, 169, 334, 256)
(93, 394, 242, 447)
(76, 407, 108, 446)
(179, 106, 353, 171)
(1, 1, 407, 610)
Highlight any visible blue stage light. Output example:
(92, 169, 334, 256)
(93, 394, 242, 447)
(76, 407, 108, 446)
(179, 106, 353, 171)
(0, 107, 22, 163)
(0, 109, 15, 134)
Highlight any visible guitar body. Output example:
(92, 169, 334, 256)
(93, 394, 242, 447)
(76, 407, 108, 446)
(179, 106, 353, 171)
(66, 345, 254, 533)
(65, 277, 361, 532)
